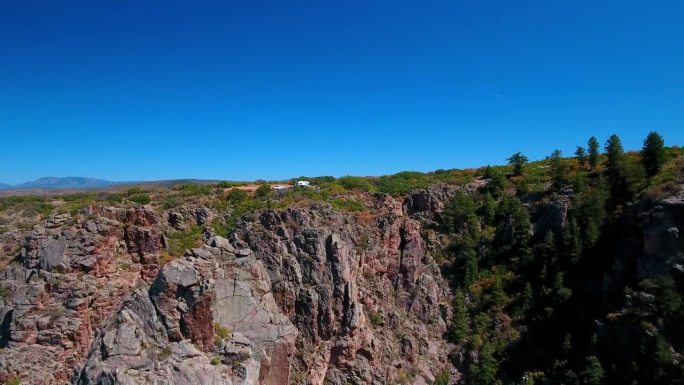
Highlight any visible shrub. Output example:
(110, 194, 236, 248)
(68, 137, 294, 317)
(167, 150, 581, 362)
(369, 311, 383, 327)
(175, 183, 212, 196)
(214, 322, 232, 339)
(226, 189, 248, 204)
(128, 194, 151, 205)
(0, 196, 54, 216)
(105, 193, 124, 204)
(331, 198, 366, 212)
(211, 356, 221, 366)
(167, 227, 203, 257)
(157, 346, 172, 360)
(434, 370, 450, 385)
(217, 181, 245, 188)
(255, 184, 272, 198)
(338, 176, 376, 192)
(375, 171, 432, 195)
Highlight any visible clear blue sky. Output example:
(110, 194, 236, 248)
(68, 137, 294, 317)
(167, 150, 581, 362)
(1, 1, 683, 184)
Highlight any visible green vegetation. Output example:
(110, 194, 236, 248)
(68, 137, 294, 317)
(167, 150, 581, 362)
(167, 226, 203, 257)
(211, 356, 221, 366)
(214, 322, 232, 339)
(642, 131, 666, 177)
(338, 176, 376, 192)
(157, 346, 172, 360)
(441, 131, 684, 385)
(588, 136, 600, 170)
(433, 370, 450, 385)
(0, 196, 54, 217)
(175, 183, 212, 196)
(507, 152, 529, 176)
(128, 193, 151, 205)
(369, 311, 383, 327)
(331, 198, 366, 212)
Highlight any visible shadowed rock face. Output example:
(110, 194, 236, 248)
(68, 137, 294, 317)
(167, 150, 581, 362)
(0, 190, 457, 385)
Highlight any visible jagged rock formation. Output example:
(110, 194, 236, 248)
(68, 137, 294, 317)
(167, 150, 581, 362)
(0, 189, 456, 384)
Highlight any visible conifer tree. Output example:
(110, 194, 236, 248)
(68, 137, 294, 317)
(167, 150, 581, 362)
(450, 289, 469, 343)
(588, 136, 600, 171)
(549, 149, 569, 189)
(582, 356, 605, 385)
(641, 131, 666, 177)
(575, 146, 588, 169)
(507, 152, 529, 176)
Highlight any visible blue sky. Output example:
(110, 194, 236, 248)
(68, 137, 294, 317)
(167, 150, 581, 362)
(1, 1, 683, 184)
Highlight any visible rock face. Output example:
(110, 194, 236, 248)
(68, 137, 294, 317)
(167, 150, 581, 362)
(0, 194, 454, 384)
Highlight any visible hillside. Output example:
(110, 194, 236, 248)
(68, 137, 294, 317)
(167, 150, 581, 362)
(0, 133, 682, 385)
(0, 177, 115, 191)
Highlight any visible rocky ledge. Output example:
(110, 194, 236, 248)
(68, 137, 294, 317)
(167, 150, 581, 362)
(0, 189, 456, 385)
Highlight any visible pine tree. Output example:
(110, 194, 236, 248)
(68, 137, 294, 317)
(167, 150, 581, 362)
(480, 192, 497, 225)
(450, 288, 469, 343)
(522, 282, 534, 312)
(575, 146, 588, 169)
(507, 152, 529, 176)
(604, 134, 624, 177)
(604, 134, 628, 204)
(641, 131, 666, 177)
(588, 136, 600, 171)
(463, 247, 479, 287)
(562, 219, 583, 265)
(549, 149, 569, 189)
(470, 342, 498, 385)
(582, 355, 604, 385)
(539, 231, 557, 284)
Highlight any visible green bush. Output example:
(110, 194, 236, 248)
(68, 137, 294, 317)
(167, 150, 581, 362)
(375, 171, 431, 195)
(255, 184, 272, 198)
(175, 183, 212, 196)
(331, 198, 366, 212)
(0, 196, 54, 216)
(128, 193, 151, 205)
(167, 226, 203, 256)
(434, 370, 450, 385)
(338, 176, 376, 192)
(157, 346, 172, 360)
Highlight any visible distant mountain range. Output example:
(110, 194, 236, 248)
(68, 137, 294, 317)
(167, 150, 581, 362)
(0, 177, 116, 190)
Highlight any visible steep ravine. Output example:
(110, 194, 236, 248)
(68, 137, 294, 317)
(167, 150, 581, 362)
(0, 190, 456, 385)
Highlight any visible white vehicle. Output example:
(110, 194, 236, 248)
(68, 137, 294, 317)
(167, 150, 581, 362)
(272, 184, 288, 190)
(295, 180, 311, 187)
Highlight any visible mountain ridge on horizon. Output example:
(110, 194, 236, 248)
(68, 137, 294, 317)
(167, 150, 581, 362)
(0, 176, 115, 190)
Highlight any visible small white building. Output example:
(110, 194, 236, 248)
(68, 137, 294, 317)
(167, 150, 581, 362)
(295, 180, 311, 187)
(272, 184, 288, 190)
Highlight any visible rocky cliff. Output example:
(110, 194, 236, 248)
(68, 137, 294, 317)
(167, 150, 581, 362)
(0, 189, 456, 385)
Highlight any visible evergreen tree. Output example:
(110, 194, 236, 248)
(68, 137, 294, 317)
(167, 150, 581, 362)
(604, 134, 628, 203)
(522, 282, 534, 312)
(562, 219, 583, 265)
(483, 165, 495, 179)
(451, 289, 469, 343)
(470, 342, 498, 385)
(479, 192, 497, 225)
(538, 231, 557, 284)
(549, 149, 569, 189)
(581, 356, 604, 385)
(588, 136, 600, 171)
(641, 131, 666, 177)
(485, 172, 508, 199)
(507, 152, 529, 176)
(604, 134, 624, 177)
(444, 191, 479, 234)
(463, 247, 479, 287)
(575, 146, 588, 169)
